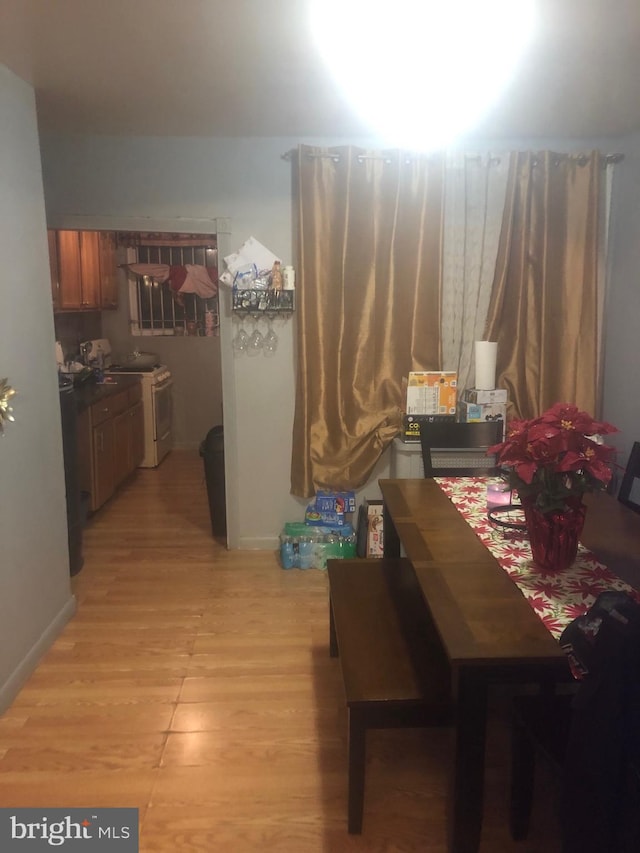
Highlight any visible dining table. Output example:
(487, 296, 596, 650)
(379, 476, 640, 853)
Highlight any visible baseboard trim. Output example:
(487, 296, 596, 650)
(0, 595, 77, 714)
(236, 537, 280, 550)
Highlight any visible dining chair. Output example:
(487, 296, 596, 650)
(419, 420, 503, 477)
(510, 591, 640, 852)
(617, 441, 640, 514)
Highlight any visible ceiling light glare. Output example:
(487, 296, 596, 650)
(309, 0, 537, 150)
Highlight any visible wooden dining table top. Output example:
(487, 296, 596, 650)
(379, 477, 640, 853)
(379, 478, 640, 671)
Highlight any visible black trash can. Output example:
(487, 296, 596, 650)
(200, 425, 227, 538)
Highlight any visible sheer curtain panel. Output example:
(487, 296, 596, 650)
(441, 152, 509, 391)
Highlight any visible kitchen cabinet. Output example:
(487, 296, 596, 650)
(56, 230, 101, 309)
(98, 231, 119, 309)
(92, 417, 116, 510)
(113, 398, 144, 487)
(51, 230, 119, 311)
(76, 380, 144, 512)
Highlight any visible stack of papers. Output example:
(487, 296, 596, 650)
(220, 236, 280, 287)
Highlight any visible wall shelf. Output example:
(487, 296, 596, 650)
(232, 288, 295, 317)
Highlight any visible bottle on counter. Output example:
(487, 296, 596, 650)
(271, 260, 283, 291)
(283, 265, 295, 290)
(94, 346, 105, 382)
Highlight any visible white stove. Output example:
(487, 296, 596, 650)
(110, 367, 173, 468)
(108, 362, 172, 386)
(82, 339, 174, 468)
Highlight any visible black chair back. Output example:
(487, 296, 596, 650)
(420, 421, 503, 478)
(510, 592, 640, 851)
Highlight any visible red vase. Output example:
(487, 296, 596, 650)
(522, 498, 587, 572)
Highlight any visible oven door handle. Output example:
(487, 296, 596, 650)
(152, 378, 174, 394)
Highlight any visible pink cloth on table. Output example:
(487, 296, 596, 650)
(434, 476, 636, 640)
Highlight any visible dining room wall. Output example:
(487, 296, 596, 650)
(600, 131, 640, 477)
(39, 132, 634, 547)
(0, 66, 76, 710)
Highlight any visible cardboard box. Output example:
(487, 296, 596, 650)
(406, 371, 457, 415)
(356, 500, 384, 558)
(401, 413, 456, 443)
(314, 490, 356, 514)
(457, 400, 507, 438)
(463, 388, 508, 404)
(366, 502, 384, 557)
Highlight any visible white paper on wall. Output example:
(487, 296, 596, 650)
(221, 236, 281, 286)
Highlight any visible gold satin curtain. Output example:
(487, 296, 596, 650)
(290, 146, 444, 498)
(485, 151, 602, 419)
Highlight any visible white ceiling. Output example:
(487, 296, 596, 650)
(2, 0, 640, 140)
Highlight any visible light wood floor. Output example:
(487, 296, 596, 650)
(0, 451, 561, 851)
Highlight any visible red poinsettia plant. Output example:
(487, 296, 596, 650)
(488, 403, 618, 514)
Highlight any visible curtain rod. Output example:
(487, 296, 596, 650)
(281, 149, 624, 164)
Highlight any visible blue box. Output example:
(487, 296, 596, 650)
(457, 400, 507, 439)
(314, 490, 356, 514)
(305, 504, 345, 527)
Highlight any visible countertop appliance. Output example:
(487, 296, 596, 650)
(81, 339, 174, 468)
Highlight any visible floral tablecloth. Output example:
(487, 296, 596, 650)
(435, 476, 635, 640)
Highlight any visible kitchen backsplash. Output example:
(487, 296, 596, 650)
(54, 311, 102, 362)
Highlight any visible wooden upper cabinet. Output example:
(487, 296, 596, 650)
(53, 230, 118, 311)
(79, 231, 101, 308)
(56, 230, 98, 309)
(98, 231, 119, 310)
(56, 230, 84, 309)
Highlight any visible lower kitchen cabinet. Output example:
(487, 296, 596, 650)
(77, 381, 144, 512)
(113, 400, 144, 487)
(93, 418, 116, 510)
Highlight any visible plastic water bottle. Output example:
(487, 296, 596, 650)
(298, 536, 314, 569)
(280, 534, 295, 569)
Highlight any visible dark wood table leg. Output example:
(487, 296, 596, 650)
(329, 595, 338, 658)
(448, 667, 489, 853)
(347, 706, 366, 833)
(383, 502, 401, 558)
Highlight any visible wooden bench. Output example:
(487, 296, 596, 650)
(328, 557, 452, 833)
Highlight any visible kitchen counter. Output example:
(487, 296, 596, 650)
(72, 375, 141, 412)
(73, 375, 145, 513)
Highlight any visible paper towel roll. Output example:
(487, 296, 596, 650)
(475, 341, 498, 390)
